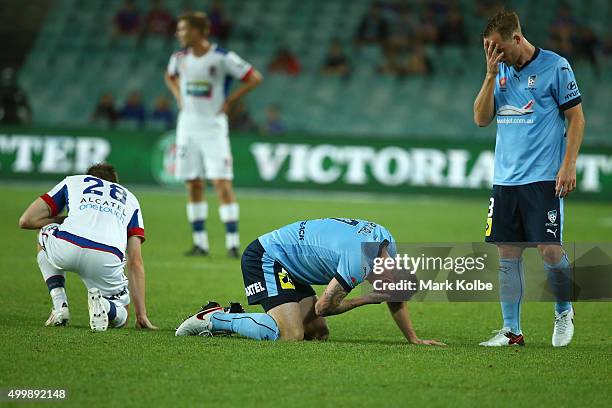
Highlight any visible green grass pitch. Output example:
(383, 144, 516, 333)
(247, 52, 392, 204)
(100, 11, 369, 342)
(1, 185, 611, 407)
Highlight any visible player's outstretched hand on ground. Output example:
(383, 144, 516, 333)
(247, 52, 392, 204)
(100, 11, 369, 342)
(135, 316, 159, 330)
(410, 338, 447, 346)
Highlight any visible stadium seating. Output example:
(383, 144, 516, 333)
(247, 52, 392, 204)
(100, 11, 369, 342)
(18, 0, 611, 140)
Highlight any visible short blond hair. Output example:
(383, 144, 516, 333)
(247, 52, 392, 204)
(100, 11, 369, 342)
(483, 10, 521, 40)
(178, 11, 210, 36)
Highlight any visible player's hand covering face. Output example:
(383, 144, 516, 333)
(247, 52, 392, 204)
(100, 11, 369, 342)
(483, 38, 504, 75)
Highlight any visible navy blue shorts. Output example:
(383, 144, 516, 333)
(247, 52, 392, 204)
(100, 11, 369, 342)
(241, 239, 316, 312)
(485, 181, 563, 244)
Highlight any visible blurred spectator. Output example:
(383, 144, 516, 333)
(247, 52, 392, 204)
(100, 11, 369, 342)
(438, 6, 467, 46)
(575, 26, 599, 73)
(268, 47, 301, 76)
(119, 90, 146, 128)
(261, 105, 286, 135)
(416, 8, 438, 44)
(401, 45, 433, 77)
(379, 44, 433, 77)
(150, 95, 174, 129)
(114, 0, 141, 36)
(354, 3, 389, 47)
(90, 92, 118, 127)
(548, 4, 599, 72)
(228, 100, 257, 132)
(143, 0, 174, 39)
(0, 68, 31, 124)
(208, 0, 232, 41)
(547, 3, 577, 58)
(388, 6, 417, 53)
(321, 40, 352, 77)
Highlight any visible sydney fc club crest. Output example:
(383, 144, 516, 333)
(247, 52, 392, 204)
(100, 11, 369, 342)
(546, 210, 559, 238)
(527, 75, 537, 90)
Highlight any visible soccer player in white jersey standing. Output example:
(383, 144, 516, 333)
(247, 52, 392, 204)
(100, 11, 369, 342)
(19, 164, 157, 332)
(474, 11, 585, 347)
(164, 11, 263, 258)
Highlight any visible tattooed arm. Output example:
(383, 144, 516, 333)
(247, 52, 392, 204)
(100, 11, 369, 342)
(314, 278, 388, 317)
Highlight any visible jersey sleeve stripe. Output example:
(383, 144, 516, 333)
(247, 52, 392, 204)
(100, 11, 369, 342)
(128, 227, 146, 240)
(40, 194, 59, 216)
(559, 95, 582, 112)
(334, 272, 353, 292)
(241, 67, 254, 82)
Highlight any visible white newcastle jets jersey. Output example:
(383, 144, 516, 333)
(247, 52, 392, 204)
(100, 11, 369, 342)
(41, 175, 145, 260)
(167, 44, 253, 121)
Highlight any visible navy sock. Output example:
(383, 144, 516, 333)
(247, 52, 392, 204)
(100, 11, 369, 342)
(107, 300, 117, 321)
(45, 275, 65, 291)
(225, 221, 238, 233)
(192, 220, 206, 232)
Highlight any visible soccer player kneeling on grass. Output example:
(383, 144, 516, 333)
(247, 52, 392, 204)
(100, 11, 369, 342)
(18, 163, 157, 332)
(176, 218, 444, 345)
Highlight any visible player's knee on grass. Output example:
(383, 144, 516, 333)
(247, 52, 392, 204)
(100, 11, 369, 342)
(268, 303, 305, 341)
(279, 325, 304, 341)
(304, 318, 329, 341)
(537, 244, 564, 265)
(299, 296, 329, 340)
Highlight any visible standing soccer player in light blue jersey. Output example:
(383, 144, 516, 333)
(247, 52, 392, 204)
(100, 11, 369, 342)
(176, 218, 444, 345)
(473, 11, 585, 347)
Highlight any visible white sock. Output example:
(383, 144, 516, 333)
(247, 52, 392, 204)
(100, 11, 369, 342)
(38, 251, 68, 310)
(219, 203, 240, 249)
(50, 288, 68, 310)
(101, 297, 128, 328)
(187, 202, 209, 249)
(193, 231, 209, 250)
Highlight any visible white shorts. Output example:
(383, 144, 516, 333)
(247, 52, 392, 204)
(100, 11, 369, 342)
(175, 114, 234, 181)
(38, 224, 130, 307)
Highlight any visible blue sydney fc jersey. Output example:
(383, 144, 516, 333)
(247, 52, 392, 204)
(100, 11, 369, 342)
(258, 218, 396, 292)
(493, 48, 582, 185)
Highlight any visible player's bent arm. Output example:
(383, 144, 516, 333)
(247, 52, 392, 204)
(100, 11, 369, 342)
(164, 72, 181, 107)
(126, 236, 158, 330)
(19, 198, 66, 229)
(221, 69, 263, 113)
(473, 73, 496, 127)
(388, 302, 446, 346)
(474, 39, 503, 127)
(315, 278, 383, 317)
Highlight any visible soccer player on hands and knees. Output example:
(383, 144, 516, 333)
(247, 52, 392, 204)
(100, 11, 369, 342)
(18, 164, 157, 332)
(164, 11, 263, 258)
(176, 218, 444, 345)
(473, 11, 585, 347)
